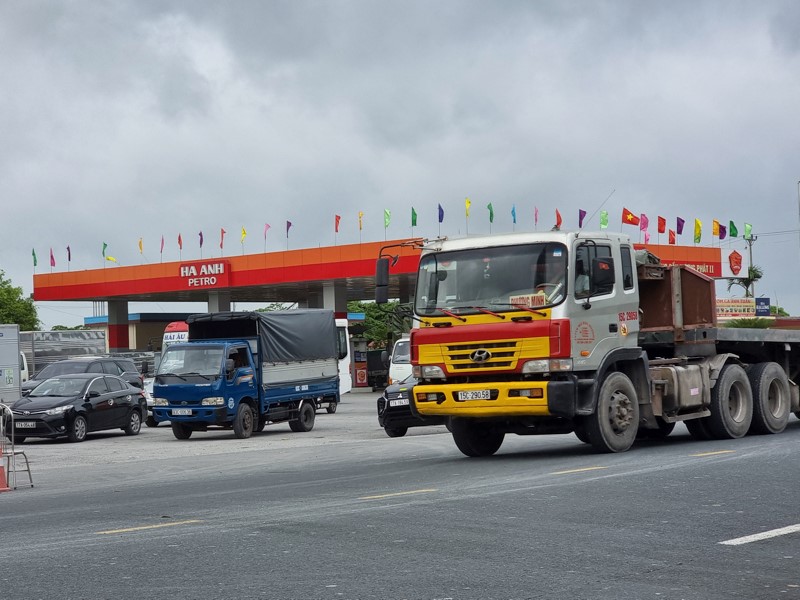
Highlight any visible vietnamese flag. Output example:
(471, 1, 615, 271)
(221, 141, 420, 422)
(622, 208, 640, 226)
(657, 216, 666, 234)
(668, 229, 676, 245)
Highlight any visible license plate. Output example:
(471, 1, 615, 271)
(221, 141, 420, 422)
(171, 408, 192, 416)
(458, 390, 491, 401)
(389, 398, 410, 407)
(15, 421, 36, 428)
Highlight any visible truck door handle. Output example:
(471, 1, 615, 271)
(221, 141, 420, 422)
(609, 323, 618, 333)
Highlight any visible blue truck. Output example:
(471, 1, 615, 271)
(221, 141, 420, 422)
(152, 310, 341, 440)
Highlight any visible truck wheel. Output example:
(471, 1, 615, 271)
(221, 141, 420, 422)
(450, 419, 504, 457)
(171, 423, 193, 440)
(233, 403, 254, 439)
(384, 426, 408, 438)
(685, 417, 714, 440)
(637, 418, 675, 439)
(289, 402, 315, 432)
(708, 364, 752, 439)
(746, 362, 790, 435)
(326, 402, 338, 414)
(145, 415, 159, 428)
(585, 372, 639, 453)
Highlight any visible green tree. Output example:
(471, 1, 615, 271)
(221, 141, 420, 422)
(347, 300, 406, 348)
(726, 265, 763, 298)
(52, 324, 90, 330)
(770, 305, 789, 317)
(0, 270, 39, 330)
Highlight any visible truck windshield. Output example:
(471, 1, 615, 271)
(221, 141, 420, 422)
(156, 346, 225, 378)
(415, 243, 568, 315)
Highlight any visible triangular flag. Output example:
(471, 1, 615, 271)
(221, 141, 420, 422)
(578, 209, 587, 228)
(555, 209, 563, 229)
(286, 221, 293, 236)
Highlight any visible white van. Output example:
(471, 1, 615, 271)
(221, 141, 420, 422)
(387, 337, 412, 386)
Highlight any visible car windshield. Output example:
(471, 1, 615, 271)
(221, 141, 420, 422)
(156, 346, 224, 377)
(415, 242, 568, 315)
(30, 377, 88, 397)
(392, 341, 411, 364)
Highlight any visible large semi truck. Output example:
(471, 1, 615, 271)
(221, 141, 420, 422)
(375, 231, 800, 456)
(152, 310, 341, 440)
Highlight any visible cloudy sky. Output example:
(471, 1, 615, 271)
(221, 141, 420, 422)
(1, 1, 799, 329)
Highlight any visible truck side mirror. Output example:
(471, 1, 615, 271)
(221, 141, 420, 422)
(381, 350, 389, 367)
(376, 258, 390, 304)
(591, 257, 615, 293)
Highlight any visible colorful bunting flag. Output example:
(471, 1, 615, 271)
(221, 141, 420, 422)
(511, 205, 517, 225)
(622, 208, 640, 226)
(555, 209, 563, 229)
(106, 256, 118, 263)
(438, 204, 444, 224)
(384, 209, 391, 228)
(639, 214, 649, 232)
(286, 221, 293, 237)
(358, 211, 364, 231)
(199, 231, 204, 248)
(465, 197, 471, 217)
(264, 223, 271, 238)
(138, 238, 143, 254)
(178, 234, 183, 250)
(744, 223, 752, 239)
(102, 242, 107, 257)
(534, 206, 539, 227)
(160, 236, 164, 255)
(668, 229, 676, 245)
(694, 219, 702, 244)
(712, 220, 720, 237)
(487, 203, 494, 223)
(578, 209, 587, 228)
(411, 208, 417, 227)
(657, 216, 666, 234)
(67, 245, 71, 262)
(220, 228, 227, 249)
(599, 210, 608, 229)
(644, 231, 650, 244)
(719, 224, 727, 240)
(729, 221, 738, 238)
(335, 215, 341, 233)
(50, 248, 55, 267)
(32, 248, 37, 267)
(676, 217, 685, 235)
(240, 227, 246, 243)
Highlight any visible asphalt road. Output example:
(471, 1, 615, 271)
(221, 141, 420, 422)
(2, 391, 800, 600)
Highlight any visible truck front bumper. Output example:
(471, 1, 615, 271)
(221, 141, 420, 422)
(152, 406, 230, 425)
(412, 379, 577, 419)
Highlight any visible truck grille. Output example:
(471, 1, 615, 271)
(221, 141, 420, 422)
(445, 340, 520, 371)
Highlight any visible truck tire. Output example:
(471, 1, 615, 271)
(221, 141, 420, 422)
(746, 362, 790, 435)
(685, 417, 714, 440)
(637, 418, 675, 439)
(583, 372, 639, 453)
(171, 422, 193, 440)
(255, 416, 267, 433)
(450, 419, 504, 457)
(233, 403, 254, 439)
(289, 402, 315, 432)
(573, 421, 591, 444)
(384, 426, 408, 438)
(708, 363, 752, 439)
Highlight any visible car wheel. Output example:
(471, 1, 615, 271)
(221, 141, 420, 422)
(289, 402, 315, 432)
(124, 410, 142, 436)
(145, 415, 159, 428)
(384, 426, 408, 438)
(67, 415, 88, 443)
(171, 423, 193, 440)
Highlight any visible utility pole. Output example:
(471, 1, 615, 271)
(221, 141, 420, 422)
(744, 233, 757, 298)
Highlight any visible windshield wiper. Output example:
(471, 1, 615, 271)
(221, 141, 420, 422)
(156, 372, 187, 381)
(488, 303, 548, 317)
(465, 306, 506, 320)
(431, 307, 467, 322)
(181, 372, 214, 380)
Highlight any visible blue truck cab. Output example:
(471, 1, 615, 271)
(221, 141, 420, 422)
(152, 310, 340, 440)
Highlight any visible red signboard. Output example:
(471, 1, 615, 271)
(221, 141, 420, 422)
(178, 260, 231, 289)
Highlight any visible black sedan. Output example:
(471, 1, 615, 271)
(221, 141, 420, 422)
(377, 375, 449, 437)
(9, 373, 147, 443)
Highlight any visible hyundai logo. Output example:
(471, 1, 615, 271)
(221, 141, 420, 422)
(470, 349, 492, 363)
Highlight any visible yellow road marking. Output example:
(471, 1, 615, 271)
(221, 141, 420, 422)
(690, 450, 735, 457)
(359, 488, 438, 500)
(551, 466, 608, 475)
(95, 519, 204, 535)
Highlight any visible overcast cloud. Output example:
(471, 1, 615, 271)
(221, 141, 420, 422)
(1, 1, 799, 328)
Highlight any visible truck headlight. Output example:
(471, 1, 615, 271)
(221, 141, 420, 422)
(522, 359, 573, 374)
(413, 365, 445, 379)
(45, 405, 71, 415)
(153, 397, 169, 406)
(201, 397, 225, 406)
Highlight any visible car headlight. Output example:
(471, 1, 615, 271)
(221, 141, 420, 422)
(201, 397, 225, 406)
(413, 365, 445, 379)
(153, 397, 169, 406)
(522, 359, 573, 374)
(45, 405, 71, 416)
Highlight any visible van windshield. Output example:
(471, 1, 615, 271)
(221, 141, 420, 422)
(392, 340, 411, 364)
